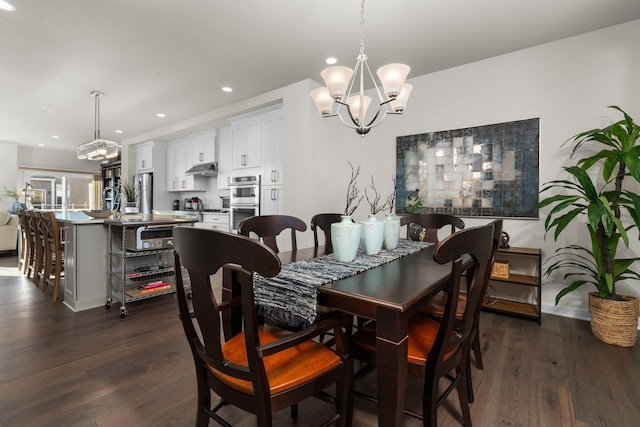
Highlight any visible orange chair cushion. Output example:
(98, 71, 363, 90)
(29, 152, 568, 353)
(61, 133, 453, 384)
(208, 325, 341, 395)
(418, 290, 467, 318)
(352, 316, 459, 366)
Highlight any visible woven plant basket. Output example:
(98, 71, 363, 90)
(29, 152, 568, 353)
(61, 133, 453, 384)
(589, 291, 639, 347)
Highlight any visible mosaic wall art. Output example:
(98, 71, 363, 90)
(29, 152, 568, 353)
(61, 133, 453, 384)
(395, 118, 539, 218)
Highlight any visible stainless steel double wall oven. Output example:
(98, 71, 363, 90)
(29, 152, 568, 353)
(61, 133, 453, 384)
(228, 175, 260, 233)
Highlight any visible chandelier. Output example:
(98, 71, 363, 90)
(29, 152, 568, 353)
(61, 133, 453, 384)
(310, 0, 412, 136)
(76, 91, 119, 161)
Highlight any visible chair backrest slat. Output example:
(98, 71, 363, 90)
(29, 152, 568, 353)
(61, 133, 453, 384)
(237, 215, 307, 254)
(400, 213, 465, 243)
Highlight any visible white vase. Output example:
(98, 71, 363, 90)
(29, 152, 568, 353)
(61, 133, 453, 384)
(331, 215, 362, 262)
(383, 213, 401, 250)
(361, 214, 385, 255)
(124, 202, 138, 214)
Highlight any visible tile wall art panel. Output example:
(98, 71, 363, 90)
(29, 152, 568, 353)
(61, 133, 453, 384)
(396, 118, 539, 218)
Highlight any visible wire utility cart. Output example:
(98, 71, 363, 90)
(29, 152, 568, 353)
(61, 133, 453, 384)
(105, 217, 196, 318)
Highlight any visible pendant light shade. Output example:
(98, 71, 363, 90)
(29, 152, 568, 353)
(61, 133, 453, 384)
(376, 63, 411, 99)
(310, 0, 412, 136)
(320, 66, 354, 100)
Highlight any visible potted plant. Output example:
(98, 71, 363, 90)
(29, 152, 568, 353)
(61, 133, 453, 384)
(539, 105, 640, 347)
(1, 186, 26, 213)
(120, 181, 139, 213)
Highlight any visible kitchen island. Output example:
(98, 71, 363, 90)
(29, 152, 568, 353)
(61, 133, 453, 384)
(56, 212, 197, 312)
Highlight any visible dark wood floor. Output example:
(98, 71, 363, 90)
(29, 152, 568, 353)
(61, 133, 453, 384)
(1, 253, 639, 426)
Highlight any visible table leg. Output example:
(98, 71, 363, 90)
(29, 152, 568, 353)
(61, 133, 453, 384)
(376, 309, 408, 427)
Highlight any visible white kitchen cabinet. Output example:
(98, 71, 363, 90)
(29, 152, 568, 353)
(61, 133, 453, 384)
(190, 129, 216, 165)
(166, 143, 178, 191)
(262, 115, 283, 185)
(231, 121, 262, 169)
(261, 185, 283, 215)
(194, 212, 230, 232)
(166, 140, 206, 192)
(217, 126, 232, 189)
(135, 142, 154, 173)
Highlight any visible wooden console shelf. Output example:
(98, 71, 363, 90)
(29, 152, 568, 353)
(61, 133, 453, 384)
(482, 246, 542, 324)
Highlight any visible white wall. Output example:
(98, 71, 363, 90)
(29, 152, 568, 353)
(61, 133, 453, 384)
(0, 141, 18, 212)
(284, 19, 640, 320)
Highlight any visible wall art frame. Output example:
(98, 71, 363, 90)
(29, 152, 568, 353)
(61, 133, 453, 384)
(395, 118, 539, 218)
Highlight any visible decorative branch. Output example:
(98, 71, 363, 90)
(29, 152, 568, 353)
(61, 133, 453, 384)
(344, 162, 364, 216)
(365, 175, 388, 215)
(385, 175, 398, 214)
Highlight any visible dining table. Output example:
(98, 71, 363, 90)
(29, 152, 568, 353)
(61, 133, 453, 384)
(222, 243, 459, 427)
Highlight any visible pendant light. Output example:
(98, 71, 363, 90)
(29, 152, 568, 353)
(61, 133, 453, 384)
(310, 0, 413, 136)
(76, 90, 119, 161)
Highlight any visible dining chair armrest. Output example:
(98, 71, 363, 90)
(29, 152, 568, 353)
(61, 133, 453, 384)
(257, 312, 353, 358)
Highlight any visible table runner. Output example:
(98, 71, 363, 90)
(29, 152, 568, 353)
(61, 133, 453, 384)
(253, 240, 433, 328)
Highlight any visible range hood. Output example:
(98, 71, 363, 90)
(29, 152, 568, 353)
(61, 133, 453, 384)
(185, 162, 218, 176)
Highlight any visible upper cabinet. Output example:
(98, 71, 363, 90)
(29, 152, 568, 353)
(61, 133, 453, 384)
(166, 138, 207, 192)
(135, 142, 154, 173)
(227, 106, 283, 180)
(231, 121, 262, 169)
(217, 126, 232, 189)
(190, 129, 217, 165)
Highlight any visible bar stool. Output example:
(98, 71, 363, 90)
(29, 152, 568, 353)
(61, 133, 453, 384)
(25, 210, 44, 284)
(16, 210, 31, 275)
(38, 211, 64, 301)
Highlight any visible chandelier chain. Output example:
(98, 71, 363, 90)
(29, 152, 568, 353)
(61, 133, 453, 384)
(359, 0, 365, 56)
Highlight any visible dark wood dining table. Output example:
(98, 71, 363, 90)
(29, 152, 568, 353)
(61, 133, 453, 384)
(222, 244, 456, 427)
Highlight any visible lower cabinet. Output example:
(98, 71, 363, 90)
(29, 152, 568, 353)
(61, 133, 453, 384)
(482, 246, 542, 324)
(261, 185, 282, 215)
(194, 212, 230, 232)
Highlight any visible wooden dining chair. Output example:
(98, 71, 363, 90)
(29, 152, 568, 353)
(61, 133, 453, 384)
(351, 223, 495, 427)
(400, 213, 465, 243)
(310, 213, 343, 254)
(16, 209, 31, 275)
(38, 211, 65, 301)
(173, 227, 353, 427)
(418, 218, 503, 403)
(237, 214, 307, 254)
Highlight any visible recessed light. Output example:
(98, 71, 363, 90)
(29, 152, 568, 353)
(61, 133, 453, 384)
(115, 129, 123, 133)
(222, 87, 233, 93)
(51, 135, 60, 139)
(326, 57, 338, 65)
(38, 143, 46, 147)
(156, 113, 166, 118)
(0, 1, 16, 11)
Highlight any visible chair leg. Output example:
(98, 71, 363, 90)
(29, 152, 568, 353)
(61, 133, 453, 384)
(471, 327, 483, 370)
(455, 363, 473, 427)
(423, 369, 440, 427)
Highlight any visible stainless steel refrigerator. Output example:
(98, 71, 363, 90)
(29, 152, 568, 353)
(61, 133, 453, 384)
(135, 172, 153, 214)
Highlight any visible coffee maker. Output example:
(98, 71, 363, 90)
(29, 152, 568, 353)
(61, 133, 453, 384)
(184, 198, 193, 210)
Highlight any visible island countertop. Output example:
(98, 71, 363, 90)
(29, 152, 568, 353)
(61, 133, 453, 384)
(55, 211, 198, 226)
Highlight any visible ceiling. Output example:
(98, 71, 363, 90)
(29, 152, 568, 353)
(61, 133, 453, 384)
(2, 0, 640, 152)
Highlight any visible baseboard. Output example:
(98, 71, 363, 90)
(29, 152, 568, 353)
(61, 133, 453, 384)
(542, 303, 640, 330)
